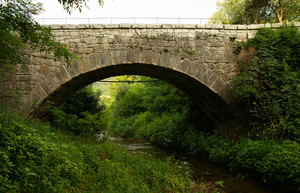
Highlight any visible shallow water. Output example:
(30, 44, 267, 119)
(110, 137, 287, 193)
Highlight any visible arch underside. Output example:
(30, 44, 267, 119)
(31, 63, 233, 122)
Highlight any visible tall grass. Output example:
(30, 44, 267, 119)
(0, 105, 208, 192)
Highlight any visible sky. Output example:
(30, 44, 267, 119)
(34, 0, 220, 24)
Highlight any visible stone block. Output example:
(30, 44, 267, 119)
(54, 65, 72, 85)
(224, 25, 238, 30)
(196, 24, 206, 29)
(119, 24, 132, 29)
(76, 24, 89, 29)
(293, 22, 300, 27)
(264, 23, 271, 28)
(205, 24, 212, 29)
(33, 83, 48, 100)
(247, 24, 264, 29)
(49, 25, 62, 29)
(146, 24, 162, 29)
(237, 25, 247, 30)
(61, 24, 76, 29)
(132, 24, 146, 29)
(162, 24, 175, 29)
(270, 23, 283, 28)
(175, 24, 196, 29)
(73, 47, 94, 54)
(103, 24, 119, 29)
(90, 24, 104, 29)
(211, 24, 224, 29)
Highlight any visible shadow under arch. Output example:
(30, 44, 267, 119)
(31, 63, 233, 123)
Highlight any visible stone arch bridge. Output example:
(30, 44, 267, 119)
(1, 23, 292, 126)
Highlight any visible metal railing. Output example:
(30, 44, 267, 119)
(34, 17, 220, 25)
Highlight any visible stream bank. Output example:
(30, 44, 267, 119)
(110, 137, 286, 193)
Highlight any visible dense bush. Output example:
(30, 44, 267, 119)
(60, 86, 103, 118)
(233, 25, 300, 140)
(183, 131, 300, 191)
(108, 76, 212, 140)
(0, 105, 82, 192)
(50, 86, 105, 135)
(107, 72, 300, 191)
(0, 105, 201, 192)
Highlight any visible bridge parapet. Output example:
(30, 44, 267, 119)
(47, 22, 299, 30)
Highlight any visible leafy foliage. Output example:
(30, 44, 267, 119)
(107, 74, 299, 191)
(107, 76, 213, 143)
(60, 86, 102, 117)
(50, 86, 105, 135)
(211, 0, 300, 24)
(57, 0, 103, 14)
(184, 131, 300, 191)
(0, 0, 78, 80)
(233, 26, 300, 140)
(0, 104, 196, 192)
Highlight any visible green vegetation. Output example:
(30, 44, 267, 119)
(210, 0, 300, 24)
(49, 86, 106, 135)
(0, 104, 204, 192)
(233, 25, 300, 141)
(106, 26, 300, 191)
(106, 75, 300, 191)
(0, 0, 78, 80)
(1, 0, 299, 192)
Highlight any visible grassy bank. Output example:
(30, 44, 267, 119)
(1, 105, 224, 192)
(108, 112, 300, 192)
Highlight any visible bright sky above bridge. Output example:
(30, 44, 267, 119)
(35, 0, 220, 24)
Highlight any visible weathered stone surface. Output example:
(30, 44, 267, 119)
(225, 25, 238, 30)
(77, 24, 90, 29)
(49, 25, 62, 29)
(132, 24, 146, 29)
(103, 24, 119, 29)
(90, 24, 104, 29)
(195, 24, 204, 29)
(61, 24, 76, 29)
(162, 24, 175, 29)
(119, 24, 132, 29)
(211, 24, 224, 29)
(146, 24, 162, 29)
(2, 22, 297, 123)
(247, 24, 264, 29)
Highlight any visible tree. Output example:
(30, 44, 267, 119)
(211, 0, 300, 24)
(60, 86, 103, 117)
(0, 0, 104, 80)
(57, 0, 103, 14)
(232, 26, 300, 140)
(0, 0, 74, 78)
(271, 0, 300, 23)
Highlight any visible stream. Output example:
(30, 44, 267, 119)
(109, 137, 284, 193)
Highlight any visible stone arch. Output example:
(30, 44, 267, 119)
(31, 62, 233, 123)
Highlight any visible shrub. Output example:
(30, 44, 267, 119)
(0, 105, 200, 192)
(49, 86, 105, 135)
(233, 26, 300, 140)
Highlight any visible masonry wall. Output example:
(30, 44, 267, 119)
(1, 23, 299, 120)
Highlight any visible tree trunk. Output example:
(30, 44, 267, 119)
(275, 0, 284, 23)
